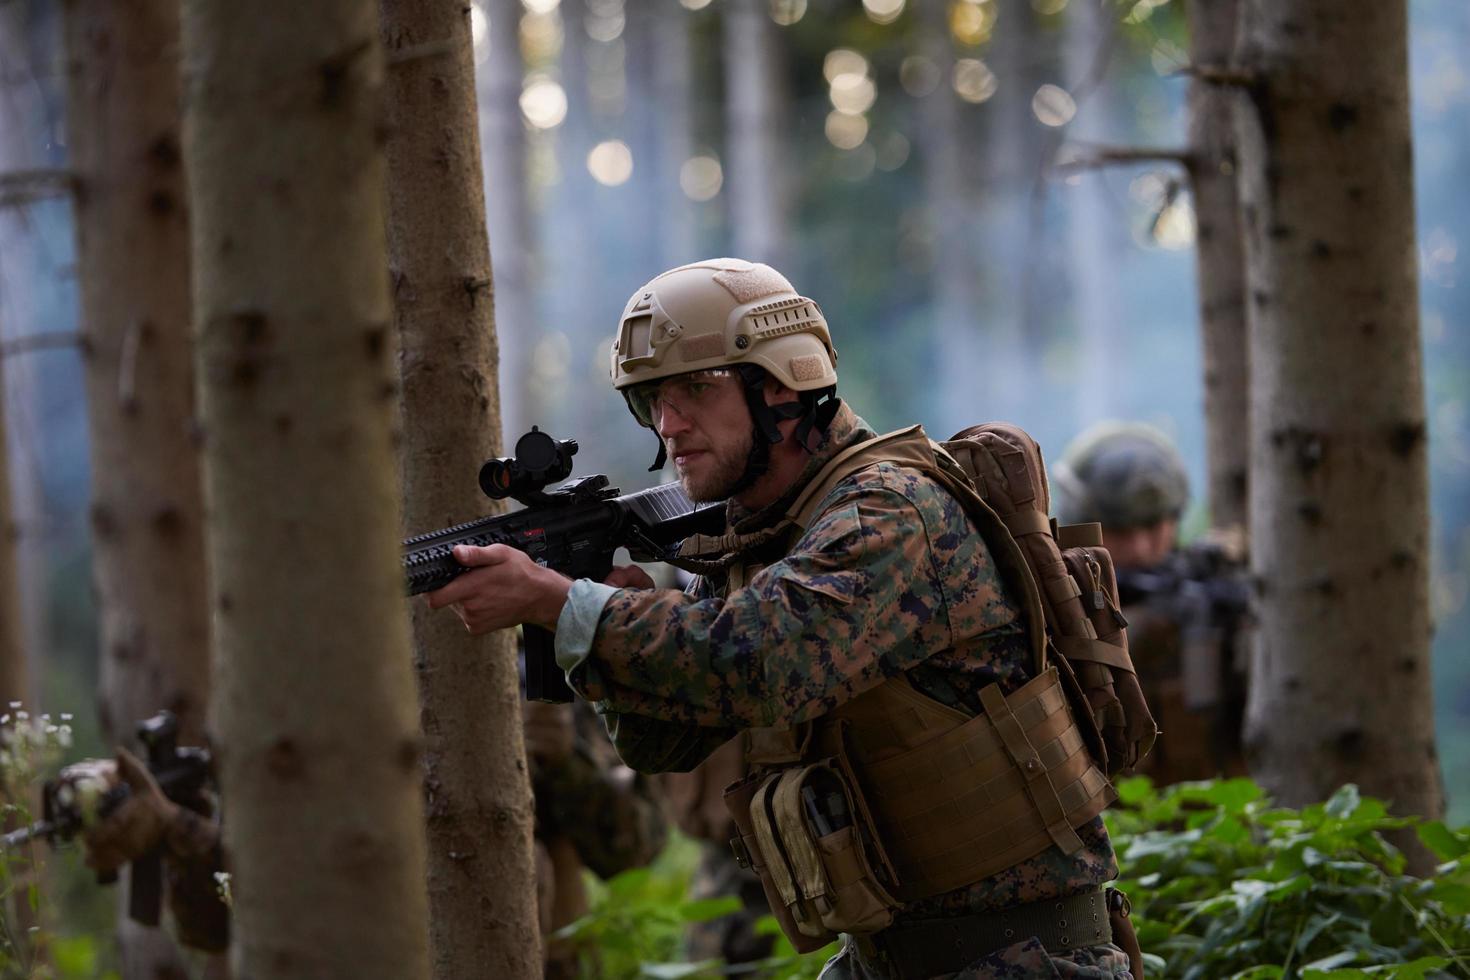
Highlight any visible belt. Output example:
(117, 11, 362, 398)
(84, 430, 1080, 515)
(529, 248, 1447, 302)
(870, 888, 1115, 980)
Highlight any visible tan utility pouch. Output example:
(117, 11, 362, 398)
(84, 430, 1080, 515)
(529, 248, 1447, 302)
(725, 761, 898, 948)
(1058, 544, 1158, 772)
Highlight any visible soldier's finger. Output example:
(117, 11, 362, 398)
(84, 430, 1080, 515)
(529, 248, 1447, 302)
(452, 543, 518, 568)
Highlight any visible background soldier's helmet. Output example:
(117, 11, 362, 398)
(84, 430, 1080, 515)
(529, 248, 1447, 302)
(609, 258, 838, 414)
(1051, 422, 1190, 529)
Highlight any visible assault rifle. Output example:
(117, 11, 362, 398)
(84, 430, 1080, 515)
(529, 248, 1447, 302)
(2, 711, 212, 927)
(402, 427, 724, 703)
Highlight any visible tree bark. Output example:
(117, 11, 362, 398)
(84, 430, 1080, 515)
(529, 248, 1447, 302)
(0, 318, 25, 715)
(1186, 0, 1248, 532)
(723, 0, 788, 267)
(380, 3, 541, 977)
(1235, 0, 1443, 837)
(180, 1, 432, 975)
(62, 1, 215, 969)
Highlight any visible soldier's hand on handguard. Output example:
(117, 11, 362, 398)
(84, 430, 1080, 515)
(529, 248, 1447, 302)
(427, 543, 572, 634)
(76, 748, 179, 875)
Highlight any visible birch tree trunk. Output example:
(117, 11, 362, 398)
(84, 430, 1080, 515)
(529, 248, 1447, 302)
(181, 1, 432, 975)
(1235, 0, 1443, 835)
(380, 3, 540, 976)
(723, 0, 787, 267)
(1185, 0, 1248, 532)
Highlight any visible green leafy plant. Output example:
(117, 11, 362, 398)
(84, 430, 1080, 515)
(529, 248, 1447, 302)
(1106, 777, 1470, 979)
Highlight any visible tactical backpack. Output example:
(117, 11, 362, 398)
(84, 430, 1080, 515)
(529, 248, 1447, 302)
(943, 423, 1158, 776)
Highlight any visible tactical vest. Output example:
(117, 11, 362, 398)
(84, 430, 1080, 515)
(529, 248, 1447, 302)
(680, 426, 1119, 950)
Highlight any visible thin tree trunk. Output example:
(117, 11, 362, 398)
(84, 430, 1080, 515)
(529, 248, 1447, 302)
(1235, 0, 1443, 843)
(0, 0, 46, 713)
(1186, 0, 1248, 532)
(63, 0, 210, 763)
(480, 0, 534, 441)
(180, 0, 432, 975)
(654, 5, 696, 267)
(723, 0, 787, 266)
(0, 313, 25, 716)
(380, 3, 541, 977)
(919, 0, 985, 430)
(1064, 0, 1124, 422)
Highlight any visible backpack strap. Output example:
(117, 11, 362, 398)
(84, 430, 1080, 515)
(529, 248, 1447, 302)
(784, 426, 1050, 679)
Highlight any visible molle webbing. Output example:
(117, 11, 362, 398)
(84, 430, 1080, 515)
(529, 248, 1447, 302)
(846, 668, 1114, 901)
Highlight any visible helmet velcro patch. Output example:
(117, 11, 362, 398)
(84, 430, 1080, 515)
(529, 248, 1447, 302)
(713, 264, 796, 303)
(789, 354, 828, 383)
(677, 333, 726, 362)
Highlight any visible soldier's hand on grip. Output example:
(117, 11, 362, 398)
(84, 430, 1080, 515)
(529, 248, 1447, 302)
(78, 748, 178, 875)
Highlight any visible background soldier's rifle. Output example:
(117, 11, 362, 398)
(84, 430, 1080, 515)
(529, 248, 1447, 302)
(402, 427, 723, 703)
(2, 711, 211, 927)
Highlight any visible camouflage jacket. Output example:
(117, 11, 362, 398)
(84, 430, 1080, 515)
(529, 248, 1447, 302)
(562, 402, 1116, 919)
(531, 699, 667, 880)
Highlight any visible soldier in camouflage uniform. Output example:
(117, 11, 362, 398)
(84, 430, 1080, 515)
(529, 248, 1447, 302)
(1052, 423, 1249, 785)
(429, 258, 1137, 979)
(527, 696, 669, 978)
(71, 698, 666, 978)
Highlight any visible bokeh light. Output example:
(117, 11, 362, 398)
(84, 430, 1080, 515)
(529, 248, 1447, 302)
(825, 111, 869, 150)
(900, 55, 940, 97)
(1031, 83, 1077, 126)
(521, 11, 564, 63)
(1150, 39, 1188, 75)
(522, 0, 559, 11)
(679, 0, 712, 8)
(770, 0, 808, 25)
(1153, 198, 1196, 250)
(830, 73, 877, 115)
(587, 140, 634, 186)
(950, 1, 996, 46)
(876, 132, 911, 171)
(520, 75, 569, 129)
(862, 0, 906, 25)
(953, 58, 998, 104)
(680, 155, 724, 201)
(471, 3, 490, 65)
(824, 49, 869, 83)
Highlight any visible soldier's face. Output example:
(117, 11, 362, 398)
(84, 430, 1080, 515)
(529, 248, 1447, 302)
(652, 371, 754, 501)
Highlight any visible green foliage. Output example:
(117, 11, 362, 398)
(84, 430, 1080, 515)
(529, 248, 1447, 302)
(1107, 777, 1470, 979)
(563, 832, 836, 978)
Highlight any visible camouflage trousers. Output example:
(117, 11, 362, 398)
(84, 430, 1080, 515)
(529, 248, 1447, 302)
(818, 935, 1134, 980)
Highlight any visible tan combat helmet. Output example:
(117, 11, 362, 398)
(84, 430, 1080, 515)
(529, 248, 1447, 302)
(610, 258, 840, 476)
(611, 258, 837, 398)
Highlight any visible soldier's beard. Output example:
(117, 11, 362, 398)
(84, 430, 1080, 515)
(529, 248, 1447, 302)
(676, 428, 754, 502)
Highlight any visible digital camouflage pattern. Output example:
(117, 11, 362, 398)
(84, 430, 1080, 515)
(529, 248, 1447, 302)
(569, 403, 1128, 978)
(533, 699, 667, 881)
(824, 936, 1132, 979)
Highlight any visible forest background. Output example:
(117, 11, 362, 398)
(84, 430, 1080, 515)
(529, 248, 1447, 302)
(0, 0, 1467, 969)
